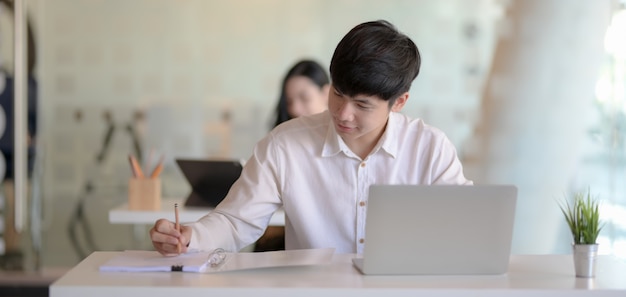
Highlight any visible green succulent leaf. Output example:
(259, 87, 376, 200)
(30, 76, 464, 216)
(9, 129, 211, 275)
(558, 188, 604, 245)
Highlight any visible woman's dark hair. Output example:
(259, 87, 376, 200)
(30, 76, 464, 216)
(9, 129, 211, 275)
(273, 60, 329, 128)
(330, 20, 420, 105)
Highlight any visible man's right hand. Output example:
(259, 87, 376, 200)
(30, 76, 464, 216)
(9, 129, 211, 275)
(149, 218, 192, 256)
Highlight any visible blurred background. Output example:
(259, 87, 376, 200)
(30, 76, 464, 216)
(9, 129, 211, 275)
(0, 0, 624, 277)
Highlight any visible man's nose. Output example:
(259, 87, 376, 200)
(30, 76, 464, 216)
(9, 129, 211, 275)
(336, 101, 354, 122)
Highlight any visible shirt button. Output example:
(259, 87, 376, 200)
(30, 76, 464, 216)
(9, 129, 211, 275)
(359, 201, 366, 207)
(359, 238, 365, 244)
(360, 162, 366, 168)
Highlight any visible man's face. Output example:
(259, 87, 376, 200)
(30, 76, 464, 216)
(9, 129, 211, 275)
(328, 85, 407, 149)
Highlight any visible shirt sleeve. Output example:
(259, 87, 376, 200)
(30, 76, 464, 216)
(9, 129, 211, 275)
(430, 134, 473, 185)
(186, 133, 283, 252)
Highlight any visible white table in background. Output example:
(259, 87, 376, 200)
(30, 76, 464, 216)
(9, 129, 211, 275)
(108, 197, 285, 249)
(108, 197, 285, 226)
(51, 252, 626, 297)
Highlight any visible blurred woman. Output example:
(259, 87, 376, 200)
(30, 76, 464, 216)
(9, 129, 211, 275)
(257, 60, 329, 252)
(272, 60, 330, 127)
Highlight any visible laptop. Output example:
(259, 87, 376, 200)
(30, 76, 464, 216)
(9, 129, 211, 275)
(175, 159, 243, 207)
(353, 184, 517, 275)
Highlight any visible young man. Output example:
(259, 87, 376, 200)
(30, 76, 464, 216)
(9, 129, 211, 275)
(150, 20, 472, 255)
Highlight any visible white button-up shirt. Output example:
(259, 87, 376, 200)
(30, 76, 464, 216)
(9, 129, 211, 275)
(187, 111, 472, 254)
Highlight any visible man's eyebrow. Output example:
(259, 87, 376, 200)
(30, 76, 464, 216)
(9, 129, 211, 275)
(353, 97, 373, 105)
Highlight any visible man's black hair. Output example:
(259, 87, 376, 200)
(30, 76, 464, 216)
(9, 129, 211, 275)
(330, 20, 421, 104)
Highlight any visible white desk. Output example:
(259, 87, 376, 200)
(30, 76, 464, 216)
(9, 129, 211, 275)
(51, 252, 626, 297)
(109, 197, 285, 226)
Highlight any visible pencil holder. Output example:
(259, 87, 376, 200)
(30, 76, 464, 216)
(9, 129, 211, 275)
(128, 178, 161, 210)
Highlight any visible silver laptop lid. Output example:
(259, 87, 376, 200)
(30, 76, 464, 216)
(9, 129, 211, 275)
(359, 185, 517, 275)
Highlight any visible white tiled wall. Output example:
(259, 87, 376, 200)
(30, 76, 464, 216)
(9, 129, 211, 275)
(12, 0, 622, 267)
(19, 0, 499, 267)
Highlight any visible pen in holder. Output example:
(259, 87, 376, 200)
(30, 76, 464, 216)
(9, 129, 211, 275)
(128, 177, 162, 210)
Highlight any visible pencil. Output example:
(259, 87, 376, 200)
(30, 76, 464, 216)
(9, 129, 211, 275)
(175, 203, 181, 253)
(129, 155, 144, 178)
(150, 155, 164, 178)
(128, 156, 138, 178)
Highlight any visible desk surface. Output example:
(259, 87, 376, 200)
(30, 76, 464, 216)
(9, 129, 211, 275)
(51, 252, 626, 297)
(109, 197, 285, 226)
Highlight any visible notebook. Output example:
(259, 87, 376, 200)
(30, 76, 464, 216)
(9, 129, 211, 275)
(176, 159, 243, 207)
(99, 248, 335, 273)
(353, 184, 517, 275)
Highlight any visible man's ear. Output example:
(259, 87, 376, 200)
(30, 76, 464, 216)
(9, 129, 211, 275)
(391, 92, 409, 112)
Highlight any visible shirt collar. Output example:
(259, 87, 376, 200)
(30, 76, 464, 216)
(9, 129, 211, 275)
(321, 112, 400, 159)
(321, 118, 343, 157)
(379, 112, 399, 158)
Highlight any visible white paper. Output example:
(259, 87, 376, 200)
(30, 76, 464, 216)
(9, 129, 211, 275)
(99, 248, 335, 273)
(217, 248, 335, 272)
(99, 250, 211, 272)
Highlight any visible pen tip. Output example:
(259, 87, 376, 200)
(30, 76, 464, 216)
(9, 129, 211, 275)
(175, 203, 178, 207)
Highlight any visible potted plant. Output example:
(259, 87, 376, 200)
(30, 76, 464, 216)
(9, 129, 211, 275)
(558, 188, 604, 278)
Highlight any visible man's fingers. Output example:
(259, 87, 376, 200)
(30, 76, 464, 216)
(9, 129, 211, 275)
(151, 230, 180, 245)
(154, 219, 179, 234)
(153, 242, 181, 256)
(151, 234, 183, 256)
(150, 218, 189, 256)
